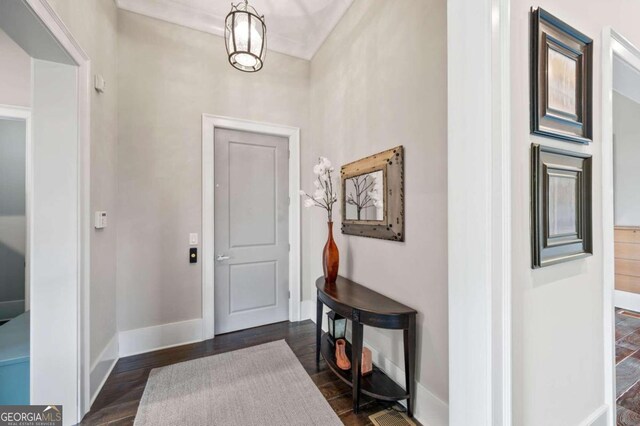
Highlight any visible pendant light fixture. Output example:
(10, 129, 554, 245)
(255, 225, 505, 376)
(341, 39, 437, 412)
(224, 0, 267, 72)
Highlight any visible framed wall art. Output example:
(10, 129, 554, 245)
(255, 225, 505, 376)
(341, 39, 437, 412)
(531, 8, 593, 144)
(531, 144, 592, 268)
(341, 146, 404, 241)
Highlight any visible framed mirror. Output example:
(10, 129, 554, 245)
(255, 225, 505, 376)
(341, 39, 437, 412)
(341, 146, 404, 241)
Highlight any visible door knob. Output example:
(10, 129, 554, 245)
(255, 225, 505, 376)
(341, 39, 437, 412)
(216, 254, 230, 261)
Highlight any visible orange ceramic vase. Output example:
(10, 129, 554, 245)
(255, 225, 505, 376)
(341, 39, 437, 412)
(323, 222, 339, 283)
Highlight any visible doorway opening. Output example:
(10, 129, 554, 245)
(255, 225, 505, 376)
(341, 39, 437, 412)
(0, 1, 91, 423)
(0, 106, 30, 406)
(202, 115, 301, 340)
(603, 29, 640, 424)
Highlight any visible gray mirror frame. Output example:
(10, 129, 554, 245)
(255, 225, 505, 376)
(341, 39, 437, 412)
(341, 146, 404, 241)
(531, 143, 593, 268)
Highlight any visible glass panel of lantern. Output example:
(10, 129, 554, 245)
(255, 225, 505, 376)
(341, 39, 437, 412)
(327, 311, 347, 344)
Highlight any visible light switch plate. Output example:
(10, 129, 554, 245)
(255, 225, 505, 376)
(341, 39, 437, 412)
(189, 233, 198, 245)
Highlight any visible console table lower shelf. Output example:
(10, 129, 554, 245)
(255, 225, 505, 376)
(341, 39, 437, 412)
(316, 275, 417, 416)
(320, 333, 409, 402)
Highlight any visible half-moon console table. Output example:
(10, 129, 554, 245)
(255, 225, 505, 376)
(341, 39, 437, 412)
(315, 276, 417, 417)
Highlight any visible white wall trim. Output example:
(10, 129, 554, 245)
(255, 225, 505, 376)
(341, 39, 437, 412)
(602, 27, 640, 426)
(447, 0, 511, 424)
(579, 404, 609, 426)
(21, 1, 92, 421)
(119, 319, 203, 358)
(365, 343, 448, 426)
(615, 290, 640, 313)
(201, 114, 301, 340)
(89, 334, 118, 405)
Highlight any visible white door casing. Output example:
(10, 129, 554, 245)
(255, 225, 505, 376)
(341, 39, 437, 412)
(0, 1, 92, 422)
(448, 0, 511, 424)
(202, 115, 301, 340)
(602, 27, 640, 426)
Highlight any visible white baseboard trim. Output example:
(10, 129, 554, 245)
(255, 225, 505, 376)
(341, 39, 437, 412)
(0, 299, 25, 320)
(306, 299, 448, 426)
(90, 333, 119, 405)
(119, 318, 203, 358)
(615, 290, 640, 313)
(578, 403, 609, 426)
(365, 341, 448, 426)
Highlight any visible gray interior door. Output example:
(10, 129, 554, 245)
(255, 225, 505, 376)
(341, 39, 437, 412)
(214, 128, 289, 335)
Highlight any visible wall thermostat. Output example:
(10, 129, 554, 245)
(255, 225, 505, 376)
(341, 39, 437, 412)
(95, 211, 107, 229)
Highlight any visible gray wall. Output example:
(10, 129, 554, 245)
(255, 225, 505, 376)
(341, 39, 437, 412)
(509, 1, 640, 424)
(47, 0, 119, 367)
(614, 91, 640, 226)
(0, 29, 31, 108)
(116, 10, 310, 332)
(0, 119, 26, 320)
(308, 0, 448, 407)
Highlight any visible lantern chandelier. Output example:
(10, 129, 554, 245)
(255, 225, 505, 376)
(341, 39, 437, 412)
(224, 0, 267, 72)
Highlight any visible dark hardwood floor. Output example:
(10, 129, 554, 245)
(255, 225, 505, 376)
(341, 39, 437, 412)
(616, 309, 640, 425)
(80, 320, 416, 426)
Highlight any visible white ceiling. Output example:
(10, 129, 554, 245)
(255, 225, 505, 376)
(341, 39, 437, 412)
(115, 0, 353, 60)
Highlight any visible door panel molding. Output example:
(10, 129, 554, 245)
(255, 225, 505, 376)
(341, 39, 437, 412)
(202, 114, 301, 340)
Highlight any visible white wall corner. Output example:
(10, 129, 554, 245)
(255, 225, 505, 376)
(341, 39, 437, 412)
(89, 333, 119, 406)
(118, 318, 203, 358)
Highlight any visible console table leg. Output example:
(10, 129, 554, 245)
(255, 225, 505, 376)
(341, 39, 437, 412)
(316, 295, 323, 364)
(404, 316, 416, 417)
(351, 321, 364, 413)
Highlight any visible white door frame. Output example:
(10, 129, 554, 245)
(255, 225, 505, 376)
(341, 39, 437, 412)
(447, 0, 511, 424)
(601, 27, 640, 426)
(201, 114, 301, 340)
(18, 0, 92, 420)
(0, 105, 32, 316)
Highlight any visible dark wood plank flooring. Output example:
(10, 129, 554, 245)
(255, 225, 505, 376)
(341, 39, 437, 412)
(616, 309, 640, 425)
(80, 320, 416, 426)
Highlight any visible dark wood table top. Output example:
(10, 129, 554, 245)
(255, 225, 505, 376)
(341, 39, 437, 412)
(316, 275, 416, 317)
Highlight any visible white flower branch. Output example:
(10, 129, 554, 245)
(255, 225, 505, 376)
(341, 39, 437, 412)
(300, 157, 338, 222)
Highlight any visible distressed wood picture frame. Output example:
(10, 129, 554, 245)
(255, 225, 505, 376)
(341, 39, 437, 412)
(341, 146, 404, 241)
(531, 7, 593, 144)
(531, 144, 593, 268)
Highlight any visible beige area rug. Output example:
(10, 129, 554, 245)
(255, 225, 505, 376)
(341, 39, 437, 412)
(134, 340, 342, 426)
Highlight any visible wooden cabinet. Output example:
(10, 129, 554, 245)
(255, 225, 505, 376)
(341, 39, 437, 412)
(615, 227, 640, 294)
